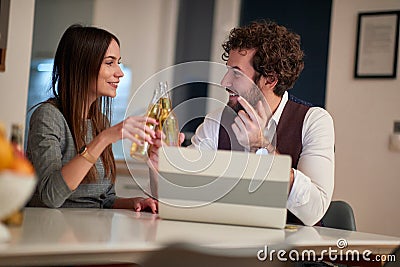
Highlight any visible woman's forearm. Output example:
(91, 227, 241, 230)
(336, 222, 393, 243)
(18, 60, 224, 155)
(61, 133, 110, 190)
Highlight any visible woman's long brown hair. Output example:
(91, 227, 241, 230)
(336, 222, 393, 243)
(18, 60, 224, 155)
(49, 24, 117, 183)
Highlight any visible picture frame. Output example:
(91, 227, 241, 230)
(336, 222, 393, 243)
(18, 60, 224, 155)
(0, 0, 10, 72)
(354, 11, 400, 78)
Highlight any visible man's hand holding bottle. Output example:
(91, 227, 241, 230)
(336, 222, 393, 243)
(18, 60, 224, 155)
(147, 131, 185, 171)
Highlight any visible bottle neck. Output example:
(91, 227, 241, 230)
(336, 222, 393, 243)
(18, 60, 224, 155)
(11, 124, 24, 154)
(152, 81, 169, 104)
(11, 124, 23, 146)
(160, 97, 172, 110)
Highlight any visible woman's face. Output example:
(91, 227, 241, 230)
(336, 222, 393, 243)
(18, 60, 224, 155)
(93, 39, 124, 99)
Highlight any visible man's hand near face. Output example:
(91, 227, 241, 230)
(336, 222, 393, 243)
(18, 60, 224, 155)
(231, 97, 295, 193)
(231, 96, 270, 152)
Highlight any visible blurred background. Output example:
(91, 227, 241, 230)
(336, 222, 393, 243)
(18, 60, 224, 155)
(27, 0, 332, 155)
(0, 0, 399, 238)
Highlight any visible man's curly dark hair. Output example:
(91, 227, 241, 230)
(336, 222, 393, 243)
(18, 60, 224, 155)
(222, 20, 304, 97)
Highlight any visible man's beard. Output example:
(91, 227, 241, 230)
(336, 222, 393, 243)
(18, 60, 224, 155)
(227, 84, 264, 114)
(227, 98, 243, 113)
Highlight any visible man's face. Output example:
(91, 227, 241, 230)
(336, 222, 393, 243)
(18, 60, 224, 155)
(221, 49, 264, 113)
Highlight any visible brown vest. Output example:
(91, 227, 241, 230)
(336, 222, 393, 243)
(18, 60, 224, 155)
(218, 95, 316, 225)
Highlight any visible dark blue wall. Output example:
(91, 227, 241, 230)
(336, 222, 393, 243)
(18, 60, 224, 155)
(240, 0, 332, 107)
(173, 0, 215, 133)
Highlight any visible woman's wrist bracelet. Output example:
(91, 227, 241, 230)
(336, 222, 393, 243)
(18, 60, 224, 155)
(79, 145, 97, 164)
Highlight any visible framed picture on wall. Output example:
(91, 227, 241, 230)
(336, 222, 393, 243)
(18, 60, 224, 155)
(0, 0, 10, 72)
(354, 11, 400, 78)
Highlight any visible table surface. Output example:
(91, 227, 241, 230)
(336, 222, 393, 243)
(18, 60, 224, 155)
(0, 207, 399, 266)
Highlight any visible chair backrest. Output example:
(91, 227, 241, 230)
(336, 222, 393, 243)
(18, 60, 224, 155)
(321, 200, 356, 231)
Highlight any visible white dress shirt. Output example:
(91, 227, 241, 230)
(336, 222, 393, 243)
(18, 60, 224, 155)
(190, 92, 335, 226)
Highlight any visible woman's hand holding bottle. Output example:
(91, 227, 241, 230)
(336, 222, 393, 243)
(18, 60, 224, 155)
(102, 116, 158, 146)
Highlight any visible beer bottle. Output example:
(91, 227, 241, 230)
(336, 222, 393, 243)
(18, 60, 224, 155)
(10, 124, 24, 158)
(130, 83, 163, 160)
(158, 82, 179, 146)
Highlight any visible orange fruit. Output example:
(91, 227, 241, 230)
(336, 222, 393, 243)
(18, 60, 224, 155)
(0, 137, 14, 171)
(9, 157, 35, 175)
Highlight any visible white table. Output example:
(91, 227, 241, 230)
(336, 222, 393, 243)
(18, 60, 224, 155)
(0, 208, 399, 266)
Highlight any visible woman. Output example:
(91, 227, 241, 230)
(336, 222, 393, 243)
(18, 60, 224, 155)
(27, 24, 157, 212)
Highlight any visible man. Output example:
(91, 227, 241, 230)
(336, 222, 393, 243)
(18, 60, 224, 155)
(151, 20, 334, 226)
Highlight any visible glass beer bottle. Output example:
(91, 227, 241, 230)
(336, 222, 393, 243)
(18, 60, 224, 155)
(130, 83, 162, 160)
(158, 82, 179, 146)
(11, 124, 24, 158)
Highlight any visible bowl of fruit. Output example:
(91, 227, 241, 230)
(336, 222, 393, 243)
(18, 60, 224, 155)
(0, 124, 36, 242)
